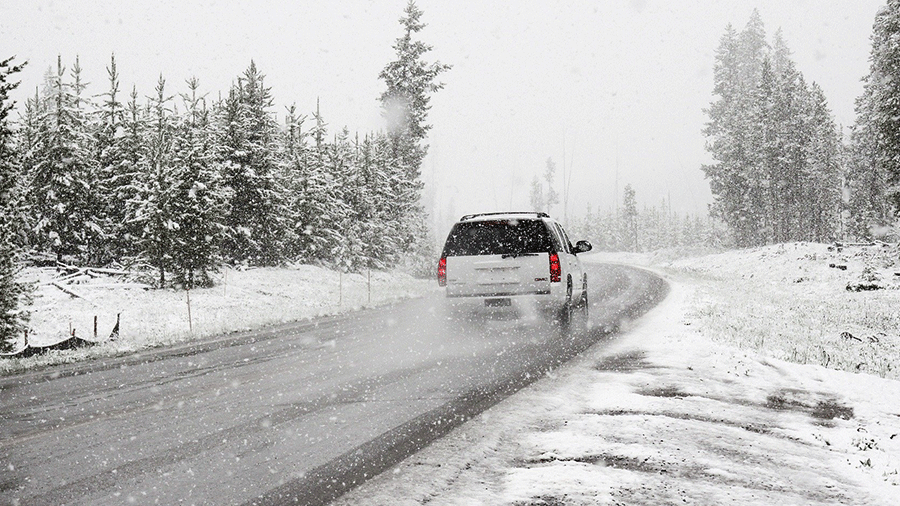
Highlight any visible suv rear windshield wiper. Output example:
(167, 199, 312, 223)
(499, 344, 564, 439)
(501, 252, 539, 259)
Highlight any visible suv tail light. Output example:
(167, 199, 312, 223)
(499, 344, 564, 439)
(438, 257, 447, 286)
(549, 253, 561, 283)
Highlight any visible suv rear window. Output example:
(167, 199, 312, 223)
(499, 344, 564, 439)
(441, 219, 553, 256)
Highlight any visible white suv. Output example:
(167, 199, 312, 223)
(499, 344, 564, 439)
(437, 212, 592, 328)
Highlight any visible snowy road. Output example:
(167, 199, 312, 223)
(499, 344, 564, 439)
(0, 263, 666, 506)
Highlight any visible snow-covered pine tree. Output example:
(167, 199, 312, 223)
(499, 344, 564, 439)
(282, 102, 346, 265)
(379, 1, 450, 176)
(529, 175, 545, 212)
(327, 127, 366, 271)
(750, 56, 779, 244)
(220, 61, 289, 266)
(622, 184, 638, 252)
(356, 132, 394, 269)
(847, 80, 891, 239)
(543, 158, 559, 215)
(93, 54, 131, 264)
(705, 12, 844, 246)
(804, 83, 842, 242)
(278, 104, 306, 260)
(849, 1, 900, 236)
(379, 0, 450, 275)
(28, 56, 100, 264)
(128, 75, 177, 286)
(169, 77, 229, 288)
(703, 20, 763, 247)
(0, 56, 30, 351)
(115, 85, 149, 257)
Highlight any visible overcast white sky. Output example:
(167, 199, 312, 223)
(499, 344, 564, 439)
(0, 0, 886, 233)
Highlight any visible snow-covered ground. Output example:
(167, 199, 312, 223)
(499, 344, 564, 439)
(4, 244, 899, 504)
(332, 244, 900, 505)
(0, 264, 436, 374)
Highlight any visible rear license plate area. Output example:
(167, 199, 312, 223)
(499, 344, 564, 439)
(485, 298, 512, 307)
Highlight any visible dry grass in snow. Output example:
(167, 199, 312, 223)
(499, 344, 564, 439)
(0, 264, 436, 375)
(663, 242, 900, 380)
(333, 249, 900, 505)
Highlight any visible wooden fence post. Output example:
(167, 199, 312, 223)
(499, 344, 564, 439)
(186, 288, 193, 334)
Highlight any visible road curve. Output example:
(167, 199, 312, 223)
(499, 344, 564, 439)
(0, 263, 667, 506)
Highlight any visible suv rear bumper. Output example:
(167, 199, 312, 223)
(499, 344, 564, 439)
(442, 289, 568, 316)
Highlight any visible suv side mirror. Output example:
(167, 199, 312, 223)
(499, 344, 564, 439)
(574, 240, 592, 254)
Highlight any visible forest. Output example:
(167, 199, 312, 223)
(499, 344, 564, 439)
(0, 1, 449, 347)
(3, 4, 900, 347)
(557, 7, 900, 254)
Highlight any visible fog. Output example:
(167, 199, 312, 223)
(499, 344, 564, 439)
(1, 0, 883, 233)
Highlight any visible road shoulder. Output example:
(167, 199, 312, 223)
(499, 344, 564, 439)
(333, 276, 900, 505)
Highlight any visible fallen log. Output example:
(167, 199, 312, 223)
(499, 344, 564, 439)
(49, 282, 96, 304)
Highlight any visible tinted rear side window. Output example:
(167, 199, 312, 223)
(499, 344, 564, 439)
(442, 219, 552, 256)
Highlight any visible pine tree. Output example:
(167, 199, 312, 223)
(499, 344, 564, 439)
(622, 184, 638, 252)
(0, 56, 30, 350)
(847, 81, 891, 239)
(379, 0, 450, 175)
(703, 17, 769, 247)
(379, 1, 450, 274)
(543, 157, 559, 214)
(283, 102, 345, 264)
(128, 75, 177, 286)
(220, 61, 289, 265)
(849, 1, 900, 236)
(804, 83, 842, 241)
(704, 12, 844, 246)
(115, 85, 149, 257)
(93, 54, 130, 264)
(279, 104, 307, 261)
(28, 56, 100, 263)
(169, 77, 229, 288)
(529, 175, 545, 212)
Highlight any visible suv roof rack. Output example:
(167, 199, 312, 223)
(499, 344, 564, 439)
(459, 211, 550, 221)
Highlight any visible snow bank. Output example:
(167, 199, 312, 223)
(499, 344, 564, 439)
(1, 265, 436, 374)
(333, 245, 900, 505)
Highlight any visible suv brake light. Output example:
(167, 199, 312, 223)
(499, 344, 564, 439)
(549, 253, 561, 283)
(438, 257, 447, 286)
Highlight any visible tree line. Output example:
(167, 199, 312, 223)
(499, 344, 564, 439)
(704, 7, 900, 247)
(0, 0, 449, 348)
(847, 0, 900, 239)
(703, 11, 843, 247)
(568, 183, 728, 254)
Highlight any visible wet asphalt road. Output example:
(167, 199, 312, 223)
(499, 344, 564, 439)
(0, 263, 666, 506)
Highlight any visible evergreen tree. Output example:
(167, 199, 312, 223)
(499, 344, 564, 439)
(703, 20, 764, 247)
(356, 132, 397, 269)
(284, 103, 345, 264)
(220, 61, 289, 265)
(109, 85, 150, 260)
(128, 75, 177, 286)
(379, 0, 450, 175)
(0, 56, 29, 350)
(379, 0, 450, 274)
(529, 174, 545, 212)
(848, 1, 900, 236)
(805, 83, 842, 241)
(622, 184, 638, 251)
(93, 54, 130, 263)
(169, 77, 229, 288)
(28, 56, 100, 263)
(847, 80, 891, 239)
(704, 12, 845, 246)
(543, 157, 559, 214)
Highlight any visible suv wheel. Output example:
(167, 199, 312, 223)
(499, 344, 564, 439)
(558, 277, 574, 332)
